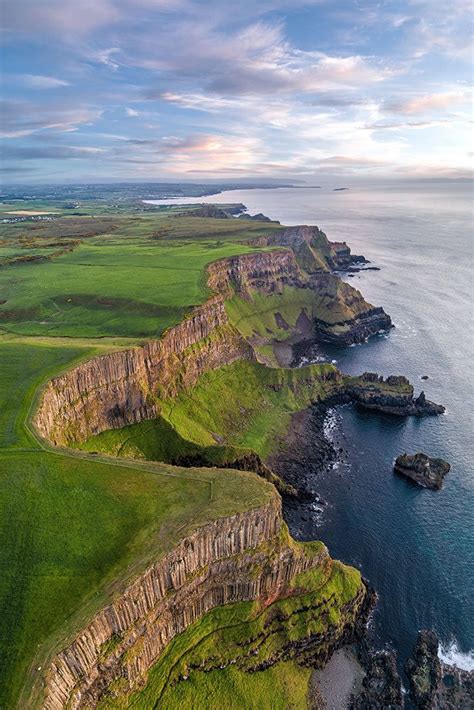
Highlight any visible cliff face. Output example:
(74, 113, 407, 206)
(207, 249, 305, 298)
(252, 225, 364, 273)
(35, 296, 255, 446)
(207, 246, 391, 346)
(41, 495, 366, 709)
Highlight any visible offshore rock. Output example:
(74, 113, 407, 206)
(406, 630, 474, 709)
(394, 453, 450, 490)
(348, 375, 445, 417)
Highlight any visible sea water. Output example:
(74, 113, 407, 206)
(148, 182, 474, 670)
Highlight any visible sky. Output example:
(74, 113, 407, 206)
(1, 0, 472, 183)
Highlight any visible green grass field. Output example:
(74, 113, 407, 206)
(0, 206, 365, 708)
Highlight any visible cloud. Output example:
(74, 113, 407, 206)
(0, 101, 102, 137)
(1, 144, 105, 159)
(365, 119, 450, 130)
(386, 92, 467, 114)
(19, 74, 71, 89)
(125, 107, 140, 116)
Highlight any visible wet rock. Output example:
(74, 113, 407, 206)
(351, 649, 403, 709)
(348, 377, 445, 417)
(406, 630, 442, 708)
(394, 453, 450, 490)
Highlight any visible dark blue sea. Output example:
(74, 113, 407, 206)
(149, 182, 474, 672)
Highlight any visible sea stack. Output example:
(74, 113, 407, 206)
(394, 453, 450, 490)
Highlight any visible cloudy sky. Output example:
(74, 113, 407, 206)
(1, 0, 472, 182)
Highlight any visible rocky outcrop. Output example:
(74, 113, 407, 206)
(34, 296, 255, 446)
(406, 630, 442, 708)
(207, 248, 305, 298)
(235, 230, 391, 344)
(352, 649, 403, 709)
(238, 212, 277, 223)
(406, 631, 474, 709)
(41, 494, 367, 709)
(252, 225, 365, 273)
(348, 374, 445, 417)
(394, 453, 450, 489)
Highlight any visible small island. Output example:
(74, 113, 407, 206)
(394, 452, 450, 490)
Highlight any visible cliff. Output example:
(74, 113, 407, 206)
(252, 225, 365, 273)
(207, 248, 305, 298)
(35, 296, 255, 447)
(41, 494, 368, 709)
(207, 245, 391, 346)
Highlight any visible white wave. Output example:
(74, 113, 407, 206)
(438, 640, 474, 671)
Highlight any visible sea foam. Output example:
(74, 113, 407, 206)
(438, 640, 474, 671)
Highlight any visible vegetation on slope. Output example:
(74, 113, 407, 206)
(0, 341, 275, 708)
(98, 559, 361, 709)
(81, 360, 340, 465)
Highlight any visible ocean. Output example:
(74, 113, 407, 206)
(148, 182, 474, 672)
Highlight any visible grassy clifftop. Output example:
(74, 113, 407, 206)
(0, 341, 275, 708)
(0, 206, 372, 708)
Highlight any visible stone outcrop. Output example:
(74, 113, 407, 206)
(238, 212, 277, 223)
(348, 374, 445, 417)
(406, 631, 474, 709)
(41, 494, 367, 709)
(252, 225, 365, 273)
(352, 649, 403, 709)
(231, 230, 392, 345)
(207, 248, 305, 298)
(394, 453, 450, 489)
(34, 296, 255, 446)
(406, 630, 442, 708)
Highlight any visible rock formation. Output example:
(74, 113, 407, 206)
(35, 296, 254, 446)
(348, 374, 445, 416)
(207, 248, 305, 298)
(207, 242, 392, 346)
(352, 649, 403, 709)
(406, 630, 474, 709)
(406, 630, 442, 708)
(394, 453, 450, 489)
(41, 494, 369, 709)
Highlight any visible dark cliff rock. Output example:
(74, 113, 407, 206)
(394, 453, 450, 490)
(406, 630, 442, 708)
(351, 649, 403, 709)
(406, 630, 474, 709)
(348, 374, 445, 417)
(313, 305, 392, 346)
